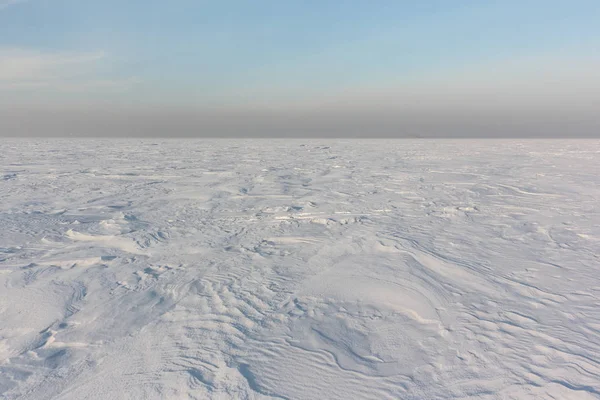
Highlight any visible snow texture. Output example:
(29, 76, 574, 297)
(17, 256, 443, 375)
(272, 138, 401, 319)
(1, 139, 599, 399)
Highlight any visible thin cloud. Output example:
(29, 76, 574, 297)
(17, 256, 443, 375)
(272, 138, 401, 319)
(0, 0, 28, 10)
(2, 77, 141, 93)
(0, 48, 139, 93)
(0, 48, 105, 82)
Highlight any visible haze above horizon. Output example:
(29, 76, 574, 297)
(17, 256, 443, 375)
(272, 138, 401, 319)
(1, 0, 599, 137)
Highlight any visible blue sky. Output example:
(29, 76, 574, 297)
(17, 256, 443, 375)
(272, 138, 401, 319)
(2, 1, 599, 103)
(1, 1, 599, 136)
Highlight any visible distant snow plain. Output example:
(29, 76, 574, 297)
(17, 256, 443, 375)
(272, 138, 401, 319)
(1, 139, 599, 399)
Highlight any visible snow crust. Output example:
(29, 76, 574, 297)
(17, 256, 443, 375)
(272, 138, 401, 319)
(1, 139, 599, 399)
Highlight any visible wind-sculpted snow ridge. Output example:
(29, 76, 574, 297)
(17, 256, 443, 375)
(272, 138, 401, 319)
(0, 139, 599, 399)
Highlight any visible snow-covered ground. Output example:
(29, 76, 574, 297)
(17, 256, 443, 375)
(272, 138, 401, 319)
(1, 139, 599, 399)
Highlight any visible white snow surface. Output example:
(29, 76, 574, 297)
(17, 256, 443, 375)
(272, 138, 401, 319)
(1, 139, 599, 399)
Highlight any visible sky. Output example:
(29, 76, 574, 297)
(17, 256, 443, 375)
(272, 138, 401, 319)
(1, 0, 599, 137)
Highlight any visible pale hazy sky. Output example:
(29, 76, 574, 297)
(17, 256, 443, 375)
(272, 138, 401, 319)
(1, 0, 599, 137)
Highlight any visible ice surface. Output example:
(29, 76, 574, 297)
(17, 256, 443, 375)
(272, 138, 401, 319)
(1, 139, 599, 399)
